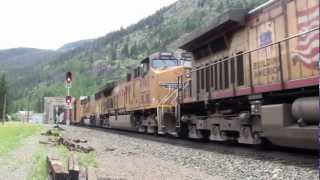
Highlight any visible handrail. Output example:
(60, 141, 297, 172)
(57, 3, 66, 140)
(184, 27, 320, 74)
(159, 89, 178, 106)
(158, 81, 190, 107)
(171, 82, 190, 104)
(157, 88, 175, 107)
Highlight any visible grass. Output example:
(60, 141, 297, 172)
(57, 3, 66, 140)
(28, 149, 48, 180)
(57, 145, 97, 168)
(0, 122, 43, 156)
(0, 122, 98, 179)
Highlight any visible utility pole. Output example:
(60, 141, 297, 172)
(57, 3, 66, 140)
(26, 94, 30, 123)
(1, 74, 6, 125)
(1, 94, 5, 125)
(26, 91, 35, 124)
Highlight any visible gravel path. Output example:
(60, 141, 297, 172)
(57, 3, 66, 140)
(61, 126, 318, 180)
(0, 134, 43, 180)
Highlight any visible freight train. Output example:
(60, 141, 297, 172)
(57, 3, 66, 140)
(71, 0, 319, 150)
(72, 52, 192, 136)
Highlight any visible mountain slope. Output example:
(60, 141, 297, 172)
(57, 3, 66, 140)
(5, 0, 268, 112)
(58, 39, 94, 52)
(0, 48, 59, 70)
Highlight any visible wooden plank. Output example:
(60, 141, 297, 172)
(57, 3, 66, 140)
(87, 167, 97, 180)
(47, 156, 68, 180)
(78, 168, 87, 180)
(68, 153, 80, 180)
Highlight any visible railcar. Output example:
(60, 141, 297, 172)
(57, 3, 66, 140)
(177, 0, 319, 149)
(77, 96, 92, 126)
(71, 98, 81, 125)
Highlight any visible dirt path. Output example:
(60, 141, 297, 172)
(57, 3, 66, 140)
(0, 130, 45, 180)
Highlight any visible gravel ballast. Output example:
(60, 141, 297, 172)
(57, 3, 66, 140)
(61, 125, 318, 180)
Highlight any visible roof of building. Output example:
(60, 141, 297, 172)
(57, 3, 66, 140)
(179, 8, 248, 51)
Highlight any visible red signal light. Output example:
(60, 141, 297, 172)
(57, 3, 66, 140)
(66, 72, 72, 83)
(66, 96, 72, 105)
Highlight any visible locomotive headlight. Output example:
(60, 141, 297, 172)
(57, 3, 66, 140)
(251, 104, 256, 112)
(185, 70, 191, 78)
(250, 101, 262, 115)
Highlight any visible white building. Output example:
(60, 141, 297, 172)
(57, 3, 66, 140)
(43, 97, 66, 124)
(17, 111, 33, 123)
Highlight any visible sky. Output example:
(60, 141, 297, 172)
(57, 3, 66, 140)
(0, 0, 177, 50)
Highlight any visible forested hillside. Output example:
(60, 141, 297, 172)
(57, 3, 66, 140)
(4, 0, 268, 112)
(0, 48, 58, 70)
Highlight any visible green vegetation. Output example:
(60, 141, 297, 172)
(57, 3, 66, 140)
(0, 122, 42, 156)
(28, 149, 48, 180)
(57, 145, 97, 168)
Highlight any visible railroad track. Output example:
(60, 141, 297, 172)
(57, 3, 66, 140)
(79, 125, 317, 165)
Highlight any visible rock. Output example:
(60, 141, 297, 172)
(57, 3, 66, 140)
(105, 147, 116, 152)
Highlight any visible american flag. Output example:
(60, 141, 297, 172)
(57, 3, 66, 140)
(291, 5, 319, 69)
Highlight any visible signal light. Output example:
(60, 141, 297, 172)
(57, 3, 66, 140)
(66, 72, 72, 84)
(66, 96, 72, 105)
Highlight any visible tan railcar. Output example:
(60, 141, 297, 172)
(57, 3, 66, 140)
(179, 0, 319, 149)
(93, 93, 105, 126)
(78, 96, 91, 125)
(71, 99, 81, 125)
(183, 0, 319, 102)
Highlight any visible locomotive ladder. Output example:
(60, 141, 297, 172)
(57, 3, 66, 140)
(157, 87, 177, 134)
(157, 77, 189, 134)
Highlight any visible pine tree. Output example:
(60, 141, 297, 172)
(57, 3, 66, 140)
(122, 41, 129, 58)
(130, 42, 138, 58)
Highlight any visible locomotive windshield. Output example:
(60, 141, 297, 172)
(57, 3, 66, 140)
(180, 52, 193, 67)
(180, 59, 192, 67)
(152, 59, 178, 69)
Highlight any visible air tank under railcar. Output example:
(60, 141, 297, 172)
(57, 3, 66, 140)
(292, 97, 319, 125)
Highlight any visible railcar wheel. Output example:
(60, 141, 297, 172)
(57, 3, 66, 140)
(253, 137, 272, 150)
(188, 125, 203, 139)
(177, 122, 189, 138)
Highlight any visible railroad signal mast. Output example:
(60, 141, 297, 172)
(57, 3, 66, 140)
(65, 72, 72, 125)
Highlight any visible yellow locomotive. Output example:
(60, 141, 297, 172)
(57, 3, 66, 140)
(73, 52, 191, 135)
